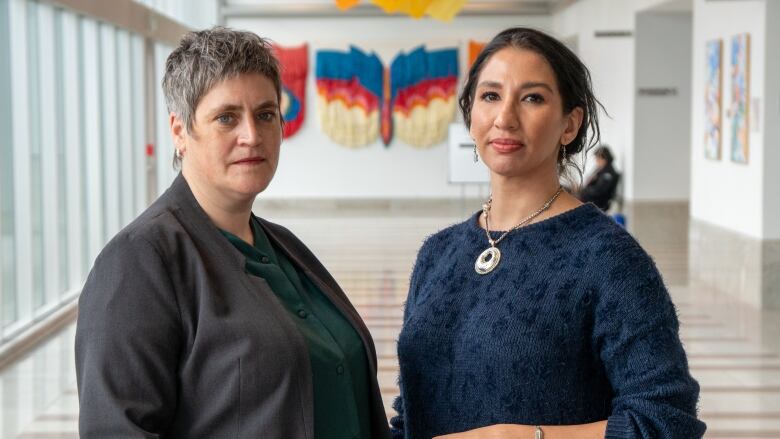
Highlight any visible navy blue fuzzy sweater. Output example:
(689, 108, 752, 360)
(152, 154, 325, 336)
(390, 204, 705, 439)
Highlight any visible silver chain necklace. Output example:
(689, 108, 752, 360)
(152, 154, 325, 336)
(474, 186, 563, 275)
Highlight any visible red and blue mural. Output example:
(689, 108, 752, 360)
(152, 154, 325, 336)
(273, 44, 308, 139)
(316, 45, 458, 148)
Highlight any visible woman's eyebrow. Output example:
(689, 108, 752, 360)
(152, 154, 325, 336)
(476, 80, 553, 93)
(206, 101, 279, 118)
(519, 81, 553, 92)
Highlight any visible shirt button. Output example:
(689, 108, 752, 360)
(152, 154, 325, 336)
(297, 309, 308, 319)
(260, 256, 270, 264)
(336, 364, 344, 375)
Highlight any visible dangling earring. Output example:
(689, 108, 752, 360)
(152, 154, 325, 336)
(473, 145, 479, 163)
(561, 143, 567, 163)
(176, 149, 183, 159)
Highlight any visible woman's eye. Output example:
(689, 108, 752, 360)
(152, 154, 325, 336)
(480, 91, 500, 102)
(216, 114, 235, 124)
(257, 112, 277, 122)
(523, 93, 545, 104)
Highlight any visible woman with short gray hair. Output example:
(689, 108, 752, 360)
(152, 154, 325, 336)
(76, 27, 391, 439)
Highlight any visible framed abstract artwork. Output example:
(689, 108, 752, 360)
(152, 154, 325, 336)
(704, 39, 722, 160)
(730, 33, 750, 164)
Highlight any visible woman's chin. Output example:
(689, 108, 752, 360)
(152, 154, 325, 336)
(225, 178, 273, 199)
(484, 161, 528, 179)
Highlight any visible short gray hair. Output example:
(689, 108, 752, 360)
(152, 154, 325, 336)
(162, 26, 282, 167)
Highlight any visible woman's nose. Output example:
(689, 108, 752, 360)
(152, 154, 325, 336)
(494, 101, 520, 131)
(238, 115, 261, 145)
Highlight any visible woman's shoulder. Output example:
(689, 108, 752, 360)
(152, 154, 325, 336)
(99, 203, 185, 264)
(580, 207, 651, 261)
(572, 205, 665, 292)
(553, 203, 637, 250)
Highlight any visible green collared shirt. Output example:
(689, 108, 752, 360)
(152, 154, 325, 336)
(221, 218, 371, 439)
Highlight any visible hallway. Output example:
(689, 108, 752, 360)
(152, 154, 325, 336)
(2, 202, 779, 438)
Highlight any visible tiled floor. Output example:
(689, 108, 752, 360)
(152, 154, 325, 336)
(2, 203, 779, 438)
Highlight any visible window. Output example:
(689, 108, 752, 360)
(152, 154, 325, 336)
(0, 0, 160, 344)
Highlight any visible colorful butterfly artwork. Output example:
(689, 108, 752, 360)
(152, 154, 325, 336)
(273, 44, 308, 139)
(315, 47, 384, 148)
(316, 45, 458, 148)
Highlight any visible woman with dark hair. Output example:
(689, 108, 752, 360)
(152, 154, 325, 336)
(390, 27, 704, 438)
(579, 145, 621, 211)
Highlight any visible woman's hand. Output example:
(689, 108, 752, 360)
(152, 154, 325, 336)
(434, 424, 529, 439)
(433, 421, 607, 439)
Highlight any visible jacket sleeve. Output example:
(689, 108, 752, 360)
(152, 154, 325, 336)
(75, 233, 182, 438)
(592, 237, 706, 438)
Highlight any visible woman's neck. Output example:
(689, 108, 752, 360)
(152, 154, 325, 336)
(183, 171, 255, 244)
(483, 172, 580, 231)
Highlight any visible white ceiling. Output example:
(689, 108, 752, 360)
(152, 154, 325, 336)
(220, 0, 580, 18)
(646, 0, 693, 13)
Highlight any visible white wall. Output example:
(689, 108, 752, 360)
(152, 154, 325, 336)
(553, 0, 636, 197)
(226, 15, 551, 199)
(553, 0, 695, 202)
(553, 0, 777, 238)
(689, 0, 767, 239)
(633, 11, 692, 201)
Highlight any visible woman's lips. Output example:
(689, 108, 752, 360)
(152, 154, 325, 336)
(233, 157, 265, 165)
(489, 138, 524, 153)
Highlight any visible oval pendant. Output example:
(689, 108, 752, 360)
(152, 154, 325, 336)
(475, 247, 501, 275)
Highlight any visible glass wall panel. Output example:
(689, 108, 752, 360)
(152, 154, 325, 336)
(77, 16, 90, 276)
(0, 0, 166, 345)
(10, 0, 34, 332)
(155, 42, 175, 195)
(37, 2, 64, 309)
(60, 9, 84, 294)
(116, 29, 135, 227)
(100, 23, 120, 241)
(0, 0, 17, 331)
(80, 18, 104, 264)
(54, 8, 70, 295)
(131, 35, 147, 215)
(26, 0, 45, 311)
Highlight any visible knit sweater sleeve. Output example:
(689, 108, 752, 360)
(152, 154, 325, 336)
(389, 235, 438, 439)
(592, 234, 706, 438)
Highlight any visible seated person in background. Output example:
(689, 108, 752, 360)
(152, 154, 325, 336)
(579, 145, 620, 211)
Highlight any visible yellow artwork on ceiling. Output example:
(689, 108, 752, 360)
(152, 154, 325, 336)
(337, 0, 467, 21)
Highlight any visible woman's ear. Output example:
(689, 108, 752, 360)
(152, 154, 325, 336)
(561, 107, 584, 146)
(169, 112, 186, 150)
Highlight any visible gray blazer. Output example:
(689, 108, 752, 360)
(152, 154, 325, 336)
(75, 174, 391, 439)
